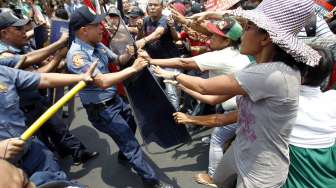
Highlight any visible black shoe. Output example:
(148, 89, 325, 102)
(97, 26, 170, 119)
(73, 151, 99, 166)
(143, 181, 174, 188)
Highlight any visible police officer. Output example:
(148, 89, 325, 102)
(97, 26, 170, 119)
(66, 6, 173, 188)
(0, 55, 96, 187)
(0, 10, 98, 165)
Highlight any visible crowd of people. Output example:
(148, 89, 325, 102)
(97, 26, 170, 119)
(0, 0, 335, 188)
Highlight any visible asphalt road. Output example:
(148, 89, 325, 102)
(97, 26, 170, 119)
(59, 97, 211, 188)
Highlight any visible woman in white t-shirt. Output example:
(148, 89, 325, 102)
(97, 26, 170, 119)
(152, 0, 323, 187)
(282, 47, 336, 188)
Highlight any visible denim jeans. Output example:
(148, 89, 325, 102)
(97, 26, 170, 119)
(208, 123, 238, 177)
(20, 138, 71, 186)
(84, 95, 158, 184)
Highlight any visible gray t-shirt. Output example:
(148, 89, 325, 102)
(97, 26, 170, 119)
(233, 62, 300, 187)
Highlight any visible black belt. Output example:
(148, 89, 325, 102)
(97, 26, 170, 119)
(84, 97, 115, 109)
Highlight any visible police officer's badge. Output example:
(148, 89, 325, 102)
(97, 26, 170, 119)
(72, 54, 83, 68)
(0, 83, 8, 93)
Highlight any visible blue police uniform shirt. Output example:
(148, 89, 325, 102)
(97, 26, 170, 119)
(0, 41, 43, 106)
(0, 55, 21, 67)
(66, 37, 118, 105)
(0, 41, 31, 55)
(0, 41, 23, 55)
(0, 64, 40, 140)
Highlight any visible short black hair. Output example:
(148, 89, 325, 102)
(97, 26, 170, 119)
(55, 8, 69, 20)
(302, 46, 334, 87)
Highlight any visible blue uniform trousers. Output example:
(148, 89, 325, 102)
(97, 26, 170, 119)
(20, 138, 68, 186)
(84, 95, 158, 184)
(22, 100, 86, 158)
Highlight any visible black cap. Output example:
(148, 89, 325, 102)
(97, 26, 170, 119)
(127, 7, 144, 17)
(69, 6, 106, 31)
(0, 11, 29, 30)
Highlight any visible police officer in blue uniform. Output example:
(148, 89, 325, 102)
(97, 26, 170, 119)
(66, 6, 173, 188)
(0, 55, 96, 187)
(0, 10, 98, 165)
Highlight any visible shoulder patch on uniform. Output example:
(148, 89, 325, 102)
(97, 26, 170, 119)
(0, 83, 8, 93)
(72, 54, 84, 68)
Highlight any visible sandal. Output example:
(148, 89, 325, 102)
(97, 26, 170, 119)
(193, 173, 218, 188)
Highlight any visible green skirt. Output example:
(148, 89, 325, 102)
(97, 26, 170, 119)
(282, 144, 336, 188)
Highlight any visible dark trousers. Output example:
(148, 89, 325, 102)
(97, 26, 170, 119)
(84, 95, 158, 184)
(23, 100, 86, 158)
(20, 138, 68, 186)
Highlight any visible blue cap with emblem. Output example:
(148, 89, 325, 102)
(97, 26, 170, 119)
(0, 10, 29, 30)
(69, 6, 106, 31)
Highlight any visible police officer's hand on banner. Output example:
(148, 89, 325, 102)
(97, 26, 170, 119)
(82, 61, 98, 83)
(0, 138, 25, 160)
(131, 57, 149, 72)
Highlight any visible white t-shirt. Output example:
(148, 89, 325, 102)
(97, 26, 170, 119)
(289, 86, 336, 148)
(192, 47, 251, 110)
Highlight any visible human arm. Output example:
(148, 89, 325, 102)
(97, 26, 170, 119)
(93, 57, 148, 89)
(179, 83, 234, 105)
(136, 17, 167, 48)
(136, 26, 165, 49)
(139, 50, 199, 70)
(187, 11, 227, 22)
(152, 65, 246, 96)
(169, 5, 212, 36)
(173, 111, 238, 127)
(167, 15, 180, 41)
(33, 47, 68, 73)
(21, 33, 68, 68)
(0, 138, 25, 160)
(37, 62, 97, 88)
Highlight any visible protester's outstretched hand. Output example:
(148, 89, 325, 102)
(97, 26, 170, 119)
(131, 57, 148, 72)
(152, 65, 176, 79)
(136, 19, 144, 30)
(82, 61, 98, 83)
(0, 138, 25, 160)
(173, 112, 192, 125)
(187, 12, 213, 22)
(167, 15, 176, 27)
(169, 5, 188, 25)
